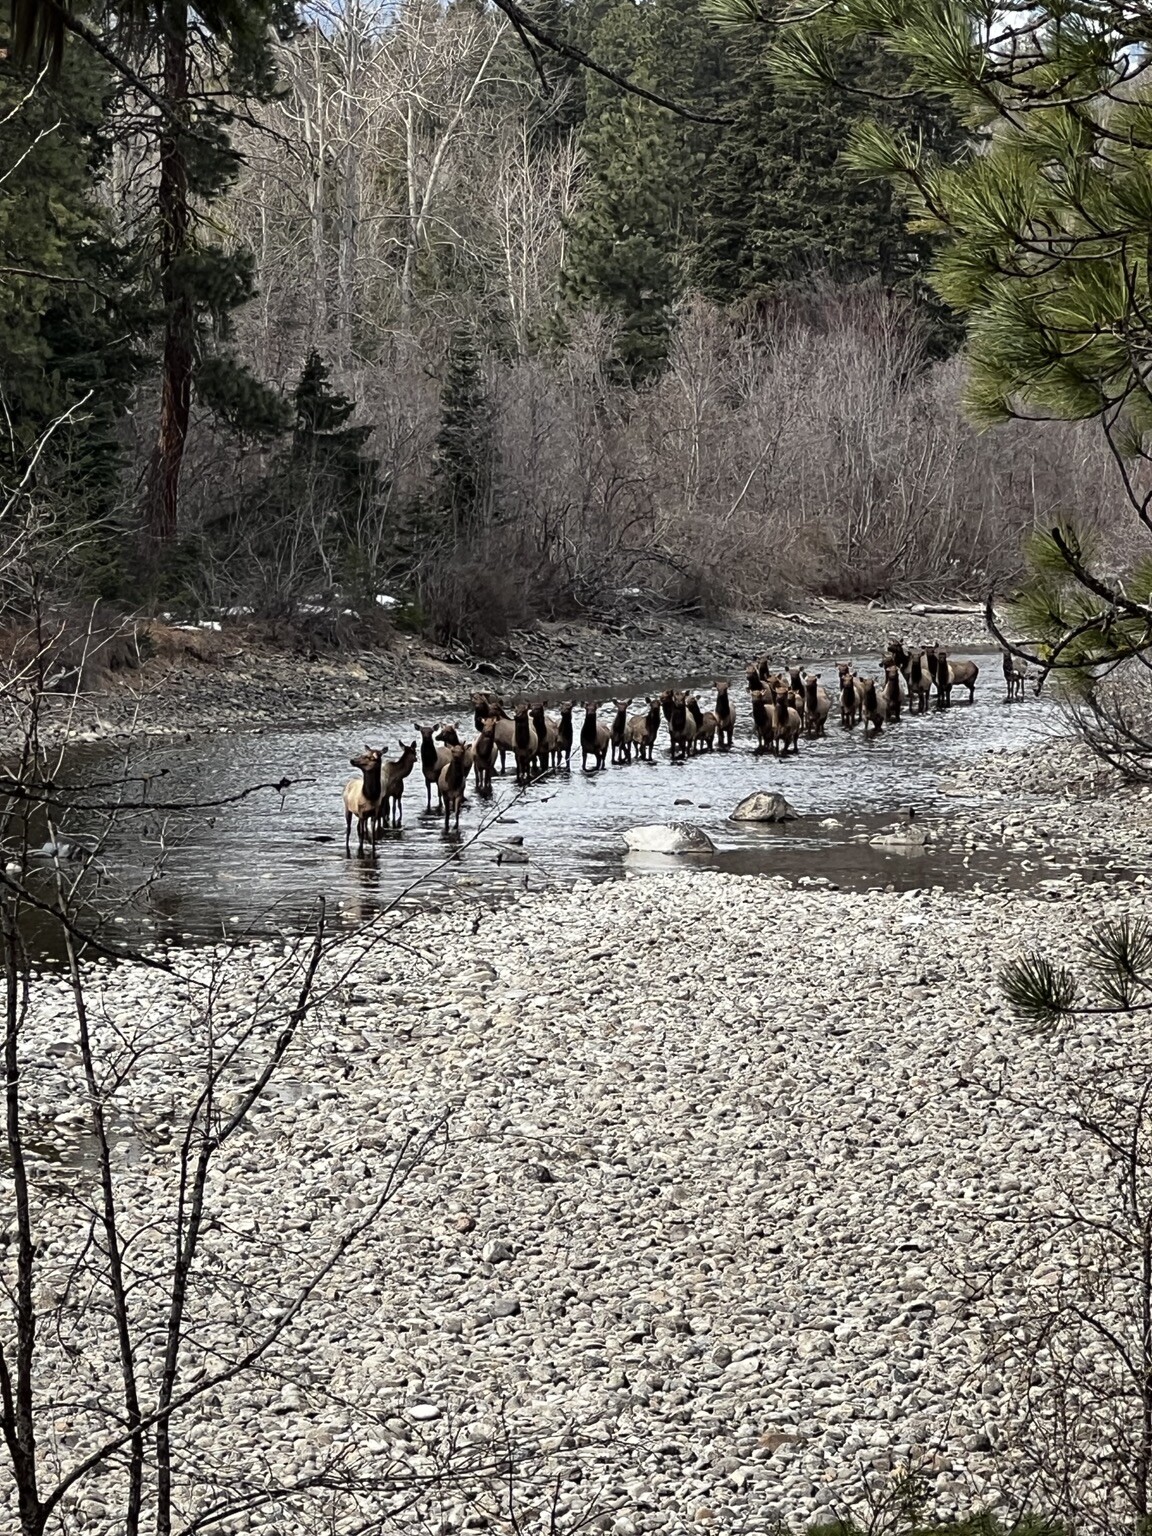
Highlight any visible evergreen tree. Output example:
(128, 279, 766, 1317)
(289, 350, 378, 518)
(563, 0, 725, 379)
(718, 0, 1152, 681)
(432, 330, 493, 536)
(692, 27, 963, 350)
(0, 25, 147, 512)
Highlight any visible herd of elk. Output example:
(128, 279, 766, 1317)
(342, 638, 1022, 848)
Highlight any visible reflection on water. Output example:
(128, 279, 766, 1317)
(14, 651, 1106, 949)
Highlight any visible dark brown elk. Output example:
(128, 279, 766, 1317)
(714, 681, 734, 749)
(438, 744, 467, 830)
(556, 703, 574, 768)
(417, 723, 449, 811)
(772, 690, 801, 756)
(861, 678, 888, 736)
(804, 676, 830, 737)
(580, 703, 610, 771)
(609, 698, 633, 763)
(626, 697, 661, 761)
(1003, 650, 1026, 700)
(472, 691, 504, 734)
(343, 747, 384, 854)
(378, 740, 418, 829)
(687, 692, 717, 751)
(745, 663, 761, 693)
(530, 703, 559, 774)
(668, 691, 697, 760)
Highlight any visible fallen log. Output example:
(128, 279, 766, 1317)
(906, 603, 984, 616)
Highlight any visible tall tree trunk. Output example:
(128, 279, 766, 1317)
(143, 0, 193, 552)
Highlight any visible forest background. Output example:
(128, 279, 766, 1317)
(0, 0, 1120, 650)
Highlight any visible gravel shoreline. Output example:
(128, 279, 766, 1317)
(8, 728, 1152, 1534)
(39, 601, 996, 744)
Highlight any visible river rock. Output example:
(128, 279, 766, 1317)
(870, 826, 931, 847)
(622, 823, 716, 854)
(729, 791, 798, 823)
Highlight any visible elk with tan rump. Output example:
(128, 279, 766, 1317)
(344, 746, 384, 855)
(714, 681, 735, 749)
(1002, 650, 1026, 700)
(625, 697, 662, 761)
(377, 740, 418, 829)
(580, 703, 610, 771)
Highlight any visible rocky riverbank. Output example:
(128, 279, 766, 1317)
(8, 727, 1150, 1534)
(35, 600, 994, 745)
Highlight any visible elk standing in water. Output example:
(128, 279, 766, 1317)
(686, 692, 717, 751)
(908, 651, 932, 714)
(883, 665, 903, 723)
(626, 697, 662, 761)
(344, 747, 384, 854)
(714, 681, 735, 749)
(862, 678, 888, 736)
(378, 740, 418, 829)
(580, 703, 610, 771)
(556, 703, 574, 768)
(838, 667, 859, 729)
(804, 676, 830, 737)
(610, 699, 633, 763)
(772, 690, 801, 756)
(438, 744, 467, 830)
(473, 719, 497, 794)
(1002, 650, 1026, 700)
(668, 691, 697, 760)
(417, 724, 449, 811)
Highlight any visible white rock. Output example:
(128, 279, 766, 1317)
(621, 823, 716, 854)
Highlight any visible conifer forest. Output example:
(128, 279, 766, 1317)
(0, 0, 1128, 647)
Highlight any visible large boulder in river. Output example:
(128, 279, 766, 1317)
(730, 791, 798, 824)
(622, 823, 716, 855)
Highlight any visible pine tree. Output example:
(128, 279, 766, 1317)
(0, 25, 147, 510)
(691, 27, 963, 350)
(432, 330, 493, 536)
(713, 0, 1152, 679)
(563, 0, 725, 379)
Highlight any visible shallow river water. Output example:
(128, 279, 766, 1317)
(21, 646, 1108, 950)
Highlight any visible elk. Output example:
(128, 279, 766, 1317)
(948, 655, 980, 702)
(861, 678, 887, 736)
(609, 698, 633, 763)
(438, 744, 467, 831)
(1003, 650, 1026, 700)
(378, 740, 417, 829)
(343, 747, 384, 855)
(804, 676, 830, 737)
(556, 703, 574, 768)
(417, 724, 449, 811)
(714, 681, 734, 749)
(838, 667, 859, 729)
(935, 649, 953, 707)
(749, 689, 773, 754)
(580, 703, 610, 771)
(530, 702, 559, 774)
(772, 690, 801, 756)
(626, 697, 661, 761)
(668, 691, 697, 760)
(511, 704, 539, 785)
(472, 691, 504, 734)
(883, 665, 903, 723)
(908, 651, 932, 714)
(473, 719, 497, 794)
(686, 692, 717, 751)
(745, 663, 761, 693)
